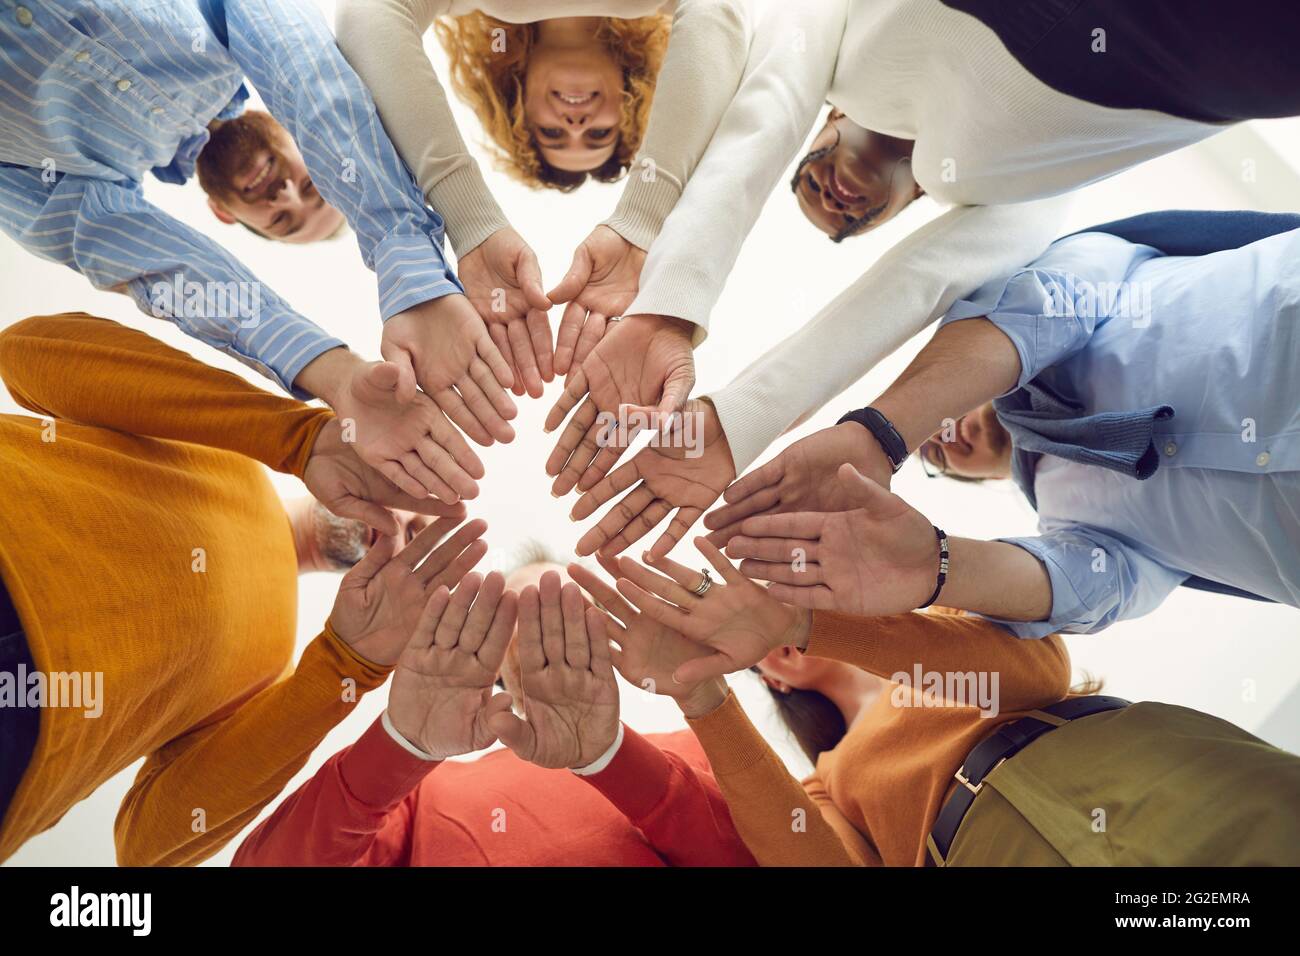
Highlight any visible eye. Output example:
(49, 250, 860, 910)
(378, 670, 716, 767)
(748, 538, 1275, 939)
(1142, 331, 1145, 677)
(587, 128, 614, 140)
(805, 173, 821, 195)
(538, 127, 564, 140)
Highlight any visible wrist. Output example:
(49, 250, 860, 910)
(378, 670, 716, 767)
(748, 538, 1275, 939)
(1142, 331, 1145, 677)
(677, 678, 728, 719)
(381, 709, 440, 761)
(571, 723, 625, 775)
(780, 605, 813, 652)
(295, 346, 359, 407)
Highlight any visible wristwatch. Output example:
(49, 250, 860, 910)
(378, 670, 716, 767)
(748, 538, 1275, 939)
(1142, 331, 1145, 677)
(837, 406, 908, 473)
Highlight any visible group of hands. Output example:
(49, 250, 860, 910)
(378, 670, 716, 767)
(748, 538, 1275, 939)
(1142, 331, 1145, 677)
(299, 221, 957, 761)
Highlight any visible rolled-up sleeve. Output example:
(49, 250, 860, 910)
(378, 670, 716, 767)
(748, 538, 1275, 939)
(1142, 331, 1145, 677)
(990, 526, 1188, 637)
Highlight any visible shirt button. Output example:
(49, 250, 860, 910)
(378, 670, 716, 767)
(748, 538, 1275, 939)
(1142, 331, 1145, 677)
(1163, 441, 1178, 457)
(74, 51, 90, 63)
(116, 79, 132, 92)
(15, 7, 33, 27)
(1256, 452, 1271, 467)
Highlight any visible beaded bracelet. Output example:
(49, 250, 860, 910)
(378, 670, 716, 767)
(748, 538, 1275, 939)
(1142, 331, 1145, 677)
(917, 526, 950, 609)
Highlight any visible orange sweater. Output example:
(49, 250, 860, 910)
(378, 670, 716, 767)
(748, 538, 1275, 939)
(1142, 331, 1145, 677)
(0, 313, 391, 865)
(688, 607, 1072, 866)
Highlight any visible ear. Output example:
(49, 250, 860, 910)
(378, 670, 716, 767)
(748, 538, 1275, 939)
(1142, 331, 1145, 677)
(207, 196, 238, 225)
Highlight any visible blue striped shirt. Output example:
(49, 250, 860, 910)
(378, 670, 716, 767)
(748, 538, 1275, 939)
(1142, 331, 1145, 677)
(0, 0, 462, 394)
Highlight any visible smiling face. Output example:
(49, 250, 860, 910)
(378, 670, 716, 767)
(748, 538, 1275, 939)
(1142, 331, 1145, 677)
(521, 40, 624, 172)
(197, 110, 346, 244)
(791, 110, 922, 242)
(918, 402, 1015, 480)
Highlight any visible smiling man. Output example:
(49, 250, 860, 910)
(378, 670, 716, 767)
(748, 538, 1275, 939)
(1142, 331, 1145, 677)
(197, 110, 347, 244)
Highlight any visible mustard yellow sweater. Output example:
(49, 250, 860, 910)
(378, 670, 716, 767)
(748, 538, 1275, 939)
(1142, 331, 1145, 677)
(0, 313, 391, 865)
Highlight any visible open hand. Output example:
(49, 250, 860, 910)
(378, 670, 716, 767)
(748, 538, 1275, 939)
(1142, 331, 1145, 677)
(725, 463, 940, 616)
(386, 571, 519, 760)
(487, 571, 619, 769)
(548, 225, 646, 376)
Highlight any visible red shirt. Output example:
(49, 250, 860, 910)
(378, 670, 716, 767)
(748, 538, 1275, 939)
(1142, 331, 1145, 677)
(233, 717, 757, 867)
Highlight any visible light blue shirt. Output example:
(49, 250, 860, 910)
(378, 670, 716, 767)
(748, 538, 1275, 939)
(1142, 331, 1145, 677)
(940, 229, 1300, 636)
(0, 0, 461, 395)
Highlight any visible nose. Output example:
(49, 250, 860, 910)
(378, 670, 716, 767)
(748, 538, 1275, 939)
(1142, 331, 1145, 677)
(269, 178, 300, 209)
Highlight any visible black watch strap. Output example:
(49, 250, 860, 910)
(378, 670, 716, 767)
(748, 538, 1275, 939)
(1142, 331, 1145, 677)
(837, 407, 907, 473)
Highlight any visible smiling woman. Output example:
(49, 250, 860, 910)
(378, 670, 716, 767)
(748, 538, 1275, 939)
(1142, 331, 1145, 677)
(436, 13, 669, 190)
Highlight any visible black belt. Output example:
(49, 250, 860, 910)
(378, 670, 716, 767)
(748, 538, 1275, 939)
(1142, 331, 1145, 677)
(926, 694, 1130, 866)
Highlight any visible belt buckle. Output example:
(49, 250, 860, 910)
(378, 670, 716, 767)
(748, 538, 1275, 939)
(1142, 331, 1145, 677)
(955, 757, 1006, 796)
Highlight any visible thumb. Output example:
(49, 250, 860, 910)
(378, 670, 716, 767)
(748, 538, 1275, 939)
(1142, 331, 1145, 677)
(379, 351, 418, 405)
(487, 709, 534, 758)
(328, 494, 400, 538)
(836, 462, 893, 512)
(672, 652, 734, 685)
(547, 245, 592, 304)
(518, 248, 552, 312)
(655, 365, 695, 435)
(343, 532, 397, 588)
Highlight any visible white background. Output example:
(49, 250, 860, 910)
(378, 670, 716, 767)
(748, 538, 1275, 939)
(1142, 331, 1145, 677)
(2, 1, 1298, 866)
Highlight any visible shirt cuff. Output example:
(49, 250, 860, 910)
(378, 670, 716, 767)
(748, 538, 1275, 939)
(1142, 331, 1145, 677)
(603, 170, 684, 252)
(381, 709, 440, 761)
(372, 232, 465, 320)
(424, 162, 510, 257)
(570, 722, 625, 776)
(706, 377, 784, 475)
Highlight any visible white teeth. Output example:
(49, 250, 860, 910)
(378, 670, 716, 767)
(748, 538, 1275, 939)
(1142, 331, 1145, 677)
(557, 92, 594, 105)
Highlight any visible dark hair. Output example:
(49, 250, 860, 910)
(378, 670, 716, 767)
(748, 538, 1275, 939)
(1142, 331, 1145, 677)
(755, 668, 847, 765)
(535, 153, 628, 192)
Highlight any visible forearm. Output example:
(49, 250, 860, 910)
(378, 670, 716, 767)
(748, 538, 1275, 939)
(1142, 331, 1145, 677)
(334, 0, 507, 256)
(682, 688, 859, 866)
(0, 314, 333, 476)
(937, 538, 1053, 622)
(604, 0, 749, 249)
(579, 718, 756, 867)
(708, 196, 1070, 473)
(872, 318, 1022, 451)
(233, 715, 432, 867)
(115, 627, 391, 867)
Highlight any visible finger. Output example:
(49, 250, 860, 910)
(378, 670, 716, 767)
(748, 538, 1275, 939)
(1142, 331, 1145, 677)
(642, 548, 713, 593)
(427, 417, 486, 481)
(544, 367, 588, 436)
(326, 494, 400, 537)
(551, 417, 608, 497)
(386, 350, 418, 405)
(706, 484, 782, 531)
(561, 582, 589, 670)
(646, 506, 704, 561)
(488, 321, 524, 398)
(417, 437, 480, 502)
(585, 607, 615, 679)
(673, 652, 740, 685)
(414, 517, 488, 582)
(656, 361, 695, 423)
(538, 570, 565, 667)
(764, 582, 838, 611)
(514, 585, 545, 672)
(722, 456, 784, 506)
(408, 586, 451, 652)
(434, 386, 494, 447)
(597, 498, 673, 558)
(378, 459, 429, 500)
(433, 572, 482, 648)
(480, 690, 515, 726)
(577, 415, 644, 493)
(478, 590, 519, 672)
(617, 553, 697, 608)
(400, 451, 455, 503)
(526, 309, 555, 383)
(567, 562, 637, 626)
(694, 536, 750, 586)
(461, 571, 506, 653)
(507, 318, 544, 398)
(702, 523, 743, 549)
(738, 512, 827, 541)
(545, 396, 596, 479)
(475, 323, 516, 392)
(725, 535, 820, 565)
(464, 359, 517, 437)
(571, 459, 642, 521)
(552, 300, 587, 377)
(345, 532, 397, 587)
(737, 558, 824, 586)
(575, 484, 654, 557)
(570, 311, 606, 370)
(615, 576, 693, 633)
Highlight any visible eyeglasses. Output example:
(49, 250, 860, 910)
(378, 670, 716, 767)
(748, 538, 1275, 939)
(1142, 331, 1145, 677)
(917, 439, 947, 479)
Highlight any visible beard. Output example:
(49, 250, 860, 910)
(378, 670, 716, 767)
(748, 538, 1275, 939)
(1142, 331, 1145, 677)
(196, 109, 289, 205)
(310, 501, 370, 570)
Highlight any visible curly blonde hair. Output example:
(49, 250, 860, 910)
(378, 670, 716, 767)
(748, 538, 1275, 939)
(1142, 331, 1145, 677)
(434, 13, 671, 191)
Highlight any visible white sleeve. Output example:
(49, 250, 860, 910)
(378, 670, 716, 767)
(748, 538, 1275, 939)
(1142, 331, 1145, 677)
(334, 0, 509, 256)
(708, 195, 1074, 473)
(602, 0, 751, 251)
(624, 0, 849, 337)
